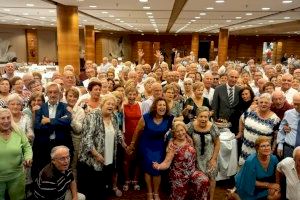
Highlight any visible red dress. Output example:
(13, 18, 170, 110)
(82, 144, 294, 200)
(123, 103, 142, 145)
(169, 141, 210, 200)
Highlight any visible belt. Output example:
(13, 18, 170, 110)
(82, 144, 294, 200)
(283, 142, 294, 149)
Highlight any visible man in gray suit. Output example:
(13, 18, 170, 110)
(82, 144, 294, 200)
(212, 69, 241, 133)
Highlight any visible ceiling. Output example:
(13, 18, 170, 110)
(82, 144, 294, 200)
(0, 0, 299, 35)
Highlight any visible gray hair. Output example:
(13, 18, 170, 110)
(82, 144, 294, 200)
(143, 77, 156, 87)
(172, 121, 187, 133)
(45, 82, 61, 94)
(100, 93, 117, 108)
(183, 78, 193, 83)
(197, 106, 210, 116)
(0, 108, 20, 133)
(259, 93, 272, 102)
(7, 93, 24, 105)
(293, 146, 300, 159)
(50, 145, 70, 159)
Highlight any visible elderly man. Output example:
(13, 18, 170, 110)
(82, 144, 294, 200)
(2, 62, 15, 79)
(271, 90, 293, 120)
(63, 70, 76, 91)
(177, 65, 186, 91)
(277, 73, 298, 104)
(203, 72, 215, 106)
(212, 69, 241, 133)
(141, 82, 162, 114)
(277, 93, 300, 158)
(34, 146, 85, 200)
(82, 66, 97, 88)
(32, 82, 73, 179)
(250, 71, 263, 96)
(276, 146, 300, 200)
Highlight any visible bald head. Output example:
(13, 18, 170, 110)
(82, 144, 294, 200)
(272, 90, 286, 109)
(282, 73, 293, 92)
(152, 82, 163, 98)
(227, 70, 239, 87)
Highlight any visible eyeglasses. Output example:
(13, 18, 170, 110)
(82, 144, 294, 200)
(54, 156, 70, 162)
(213, 78, 219, 80)
(259, 144, 271, 149)
(184, 83, 192, 85)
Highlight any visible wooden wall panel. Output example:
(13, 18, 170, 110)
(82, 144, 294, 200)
(95, 32, 103, 65)
(84, 25, 95, 62)
(25, 29, 38, 64)
(218, 28, 229, 66)
(191, 33, 199, 60)
(56, 4, 80, 75)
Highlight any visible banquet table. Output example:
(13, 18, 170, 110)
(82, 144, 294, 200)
(216, 128, 238, 181)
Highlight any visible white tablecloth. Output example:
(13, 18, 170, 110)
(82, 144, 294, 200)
(216, 128, 238, 181)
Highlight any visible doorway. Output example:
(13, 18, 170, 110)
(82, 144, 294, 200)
(198, 40, 210, 61)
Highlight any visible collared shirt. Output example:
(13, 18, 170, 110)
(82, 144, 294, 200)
(141, 96, 154, 114)
(203, 87, 215, 106)
(277, 87, 298, 104)
(226, 83, 235, 101)
(34, 164, 74, 200)
(48, 102, 58, 119)
(277, 157, 300, 200)
(277, 108, 300, 150)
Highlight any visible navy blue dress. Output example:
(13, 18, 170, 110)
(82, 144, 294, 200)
(139, 113, 174, 176)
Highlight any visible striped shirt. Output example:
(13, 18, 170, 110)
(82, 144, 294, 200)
(33, 164, 74, 200)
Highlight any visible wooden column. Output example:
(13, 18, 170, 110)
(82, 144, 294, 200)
(95, 33, 103, 65)
(191, 33, 199, 61)
(84, 25, 95, 62)
(56, 4, 80, 75)
(218, 28, 229, 66)
(275, 41, 283, 64)
(25, 29, 38, 64)
(209, 41, 214, 61)
(272, 42, 277, 65)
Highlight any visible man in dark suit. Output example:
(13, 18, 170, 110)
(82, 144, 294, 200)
(32, 82, 73, 179)
(212, 69, 241, 133)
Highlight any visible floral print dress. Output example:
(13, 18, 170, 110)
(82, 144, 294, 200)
(168, 140, 210, 200)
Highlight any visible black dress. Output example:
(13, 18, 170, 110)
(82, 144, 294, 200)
(183, 97, 211, 124)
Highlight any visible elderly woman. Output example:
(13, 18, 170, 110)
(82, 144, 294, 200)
(65, 87, 85, 178)
(235, 136, 280, 200)
(187, 106, 220, 200)
(77, 94, 127, 200)
(7, 93, 34, 142)
(163, 84, 183, 121)
(0, 78, 11, 107)
(128, 97, 174, 200)
(10, 77, 24, 96)
(79, 80, 102, 113)
(23, 92, 45, 121)
(153, 67, 163, 82)
(183, 78, 193, 100)
(0, 108, 32, 200)
(237, 93, 280, 165)
(183, 82, 210, 124)
(153, 121, 210, 200)
(140, 77, 156, 101)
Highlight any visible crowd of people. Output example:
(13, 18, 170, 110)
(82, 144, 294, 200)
(0, 50, 300, 200)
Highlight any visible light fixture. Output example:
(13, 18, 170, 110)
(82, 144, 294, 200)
(146, 12, 152, 15)
(215, 0, 224, 3)
(14, 18, 20, 21)
(27, 24, 31, 26)
(143, 6, 151, 9)
(50, 24, 54, 26)
(23, 13, 29, 15)
(206, 7, 214, 10)
(116, 18, 120, 21)
(102, 11, 108, 14)
(150, 19, 155, 21)
(109, 15, 114, 17)
(141, 33, 144, 35)
(262, 7, 270, 10)
(26, 3, 34, 7)
(235, 16, 242, 19)
(83, 19, 87, 22)
(284, 16, 290, 19)
(199, 13, 206, 16)
(258, 22, 263, 24)
(89, 5, 97, 8)
(268, 20, 274, 22)
(226, 20, 231, 22)
(246, 13, 252, 16)
(282, 0, 293, 3)
(120, 21, 124, 23)
(191, 19, 196, 22)
(139, 0, 148, 2)
(195, 16, 200, 19)
(40, 17, 46, 19)
(148, 16, 153, 18)
(3, 9, 10, 11)
(49, 10, 55, 13)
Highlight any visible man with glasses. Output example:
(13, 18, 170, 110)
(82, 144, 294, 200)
(33, 146, 85, 200)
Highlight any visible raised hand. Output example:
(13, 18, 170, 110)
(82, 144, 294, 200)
(138, 49, 144, 58)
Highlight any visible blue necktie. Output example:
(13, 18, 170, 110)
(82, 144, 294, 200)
(295, 118, 300, 147)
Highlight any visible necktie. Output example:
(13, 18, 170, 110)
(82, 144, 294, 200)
(295, 118, 300, 147)
(228, 87, 234, 105)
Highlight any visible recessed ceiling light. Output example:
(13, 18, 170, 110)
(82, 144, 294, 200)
(282, 0, 293, 3)
(120, 21, 124, 23)
(268, 20, 274, 22)
(151, 21, 156, 24)
(241, 25, 246, 28)
(199, 13, 206, 16)
(23, 13, 29, 15)
(102, 11, 108, 14)
(83, 19, 87, 22)
(141, 33, 144, 35)
(3, 9, 10, 11)
(246, 13, 253, 16)
(89, 5, 97, 8)
(14, 19, 20, 21)
(284, 16, 290, 19)
(148, 16, 153, 18)
(150, 19, 155, 21)
(262, 7, 270, 10)
(206, 7, 214, 10)
(116, 18, 120, 21)
(191, 19, 196, 22)
(215, 0, 224, 3)
(40, 17, 46, 19)
(258, 22, 263, 24)
(226, 20, 231, 22)
(50, 24, 54, 26)
(26, 3, 34, 7)
(195, 16, 200, 19)
(14, 22, 18, 24)
(109, 15, 114, 17)
(27, 24, 31, 26)
(139, 0, 148, 2)
(188, 22, 191, 24)
(49, 10, 55, 13)
(79, 24, 82, 27)
(143, 6, 151, 9)
(146, 12, 152, 15)
(235, 16, 242, 19)
(51, 19, 56, 22)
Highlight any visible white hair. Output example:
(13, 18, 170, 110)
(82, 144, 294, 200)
(259, 93, 272, 103)
(7, 93, 23, 105)
(50, 145, 70, 159)
(143, 77, 156, 87)
(45, 82, 61, 94)
(184, 78, 193, 83)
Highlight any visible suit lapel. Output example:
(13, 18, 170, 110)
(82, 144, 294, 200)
(222, 85, 230, 106)
(55, 102, 63, 118)
(43, 103, 49, 117)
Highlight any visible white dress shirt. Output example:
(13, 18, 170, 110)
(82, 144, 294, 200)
(48, 102, 58, 139)
(203, 87, 215, 106)
(277, 157, 300, 200)
(104, 122, 115, 166)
